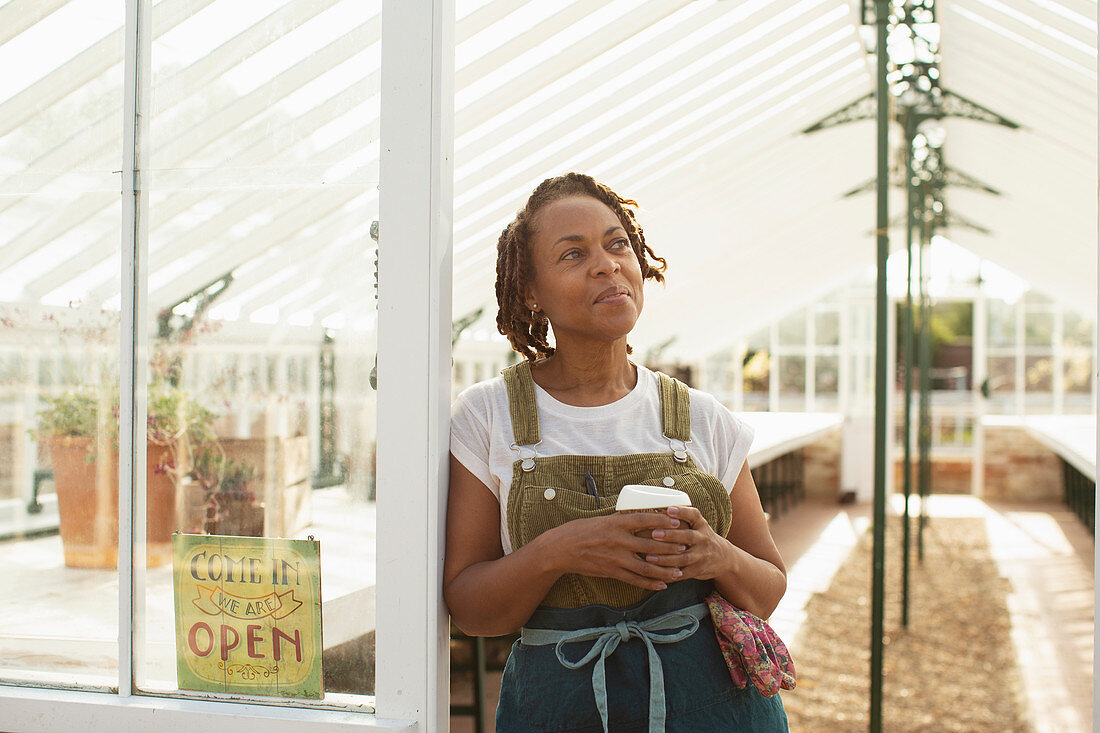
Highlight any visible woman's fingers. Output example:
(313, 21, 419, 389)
(620, 557, 683, 588)
(617, 512, 681, 532)
(667, 505, 708, 528)
(649, 528, 698, 544)
(629, 535, 686, 555)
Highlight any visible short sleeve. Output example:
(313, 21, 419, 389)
(450, 386, 498, 499)
(722, 412, 754, 492)
(711, 404, 754, 493)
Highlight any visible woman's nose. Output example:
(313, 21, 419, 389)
(590, 249, 621, 276)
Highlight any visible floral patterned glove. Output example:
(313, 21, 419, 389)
(704, 591, 797, 697)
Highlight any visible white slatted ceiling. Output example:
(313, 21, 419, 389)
(936, 0, 1097, 318)
(0, 0, 1094, 360)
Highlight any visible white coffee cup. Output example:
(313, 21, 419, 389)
(615, 484, 692, 512)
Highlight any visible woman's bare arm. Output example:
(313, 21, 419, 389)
(710, 463, 787, 618)
(646, 463, 787, 619)
(443, 454, 686, 636)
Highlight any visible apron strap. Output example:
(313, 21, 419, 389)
(501, 361, 541, 446)
(656, 372, 691, 442)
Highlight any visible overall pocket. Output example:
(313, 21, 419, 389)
(515, 485, 613, 547)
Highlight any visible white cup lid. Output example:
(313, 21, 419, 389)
(615, 484, 692, 511)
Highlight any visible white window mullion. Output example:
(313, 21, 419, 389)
(1053, 302, 1065, 415)
(805, 307, 815, 412)
(972, 286, 986, 498)
(1015, 299, 1025, 415)
(376, 0, 454, 728)
(732, 341, 744, 413)
(120, 0, 152, 698)
(768, 321, 779, 412)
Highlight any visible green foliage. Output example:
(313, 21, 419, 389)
(896, 301, 974, 367)
(146, 381, 216, 447)
(31, 388, 109, 439)
(191, 446, 258, 521)
(928, 302, 973, 347)
(34, 381, 216, 452)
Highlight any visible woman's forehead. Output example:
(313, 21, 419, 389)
(532, 195, 621, 236)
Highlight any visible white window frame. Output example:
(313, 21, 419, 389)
(0, 0, 453, 729)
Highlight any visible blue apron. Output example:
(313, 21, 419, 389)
(496, 580, 788, 732)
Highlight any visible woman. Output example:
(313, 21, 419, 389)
(445, 173, 789, 732)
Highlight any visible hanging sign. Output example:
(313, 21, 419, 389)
(172, 534, 323, 698)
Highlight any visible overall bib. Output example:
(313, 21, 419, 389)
(495, 362, 788, 733)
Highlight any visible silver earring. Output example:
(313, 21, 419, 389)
(531, 303, 539, 311)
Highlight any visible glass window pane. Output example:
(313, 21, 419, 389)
(815, 355, 839, 395)
(777, 355, 806, 395)
(142, 0, 381, 702)
(1025, 311, 1053, 347)
(986, 298, 1016, 347)
(777, 310, 805, 346)
(987, 356, 1016, 394)
(815, 309, 839, 347)
(1064, 311, 1093, 349)
(741, 347, 769, 411)
(1024, 355, 1053, 392)
(0, 0, 123, 688)
(1065, 353, 1093, 394)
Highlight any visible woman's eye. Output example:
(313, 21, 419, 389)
(609, 239, 629, 250)
(561, 249, 582, 260)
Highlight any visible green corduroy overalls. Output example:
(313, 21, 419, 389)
(502, 359, 732, 608)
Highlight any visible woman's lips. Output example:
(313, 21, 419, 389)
(595, 287, 630, 304)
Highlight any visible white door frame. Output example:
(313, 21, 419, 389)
(0, 0, 453, 729)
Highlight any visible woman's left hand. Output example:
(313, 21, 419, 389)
(644, 505, 733, 581)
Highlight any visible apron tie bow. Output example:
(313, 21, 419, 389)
(521, 603, 708, 733)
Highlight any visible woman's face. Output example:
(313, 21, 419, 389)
(525, 195, 645, 347)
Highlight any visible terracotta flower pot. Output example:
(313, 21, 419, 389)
(49, 436, 179, 569)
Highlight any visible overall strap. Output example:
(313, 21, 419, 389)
(656, 372, 691, 442)
(501, 361, 540, 446)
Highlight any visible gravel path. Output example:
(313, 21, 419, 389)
(781, 516, 1030, 732)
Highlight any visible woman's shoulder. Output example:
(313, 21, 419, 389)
(685, 382, 726, 416)
(452, 374, 508, 416)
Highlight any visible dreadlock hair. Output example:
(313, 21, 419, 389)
(495, 172, 667, 362)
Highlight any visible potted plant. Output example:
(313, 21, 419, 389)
(35, 380, 217, 568)
(189, 446, 264, 537)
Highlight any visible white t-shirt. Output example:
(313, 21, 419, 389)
(449, 364, 754, 554)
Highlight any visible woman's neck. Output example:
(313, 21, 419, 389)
(531, 340, 637, 406)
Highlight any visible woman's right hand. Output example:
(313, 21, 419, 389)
(539, 512, 687, 591)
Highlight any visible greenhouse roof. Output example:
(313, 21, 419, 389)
(1, 0, 1095, 359)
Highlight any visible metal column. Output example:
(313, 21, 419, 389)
(870, 0, 891, 728)
(901, 112, 916, 628)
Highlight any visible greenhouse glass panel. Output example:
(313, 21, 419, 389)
(777, 309, 806, 346)
(987, 355, 1016, 394)
(1024, 311, 1054, 348)
(1063, 310, 1093, 349)
(777, 355, 806, 395)
(815, 355, 839, 395)
(1024, 355, 1054, 394)
(815, 307, 840, 347)
(1064, 353, 1093, 395)
(0, 0, 123, 690)
(139, 0, 381, 704)
(986, 298, 1016, 347)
